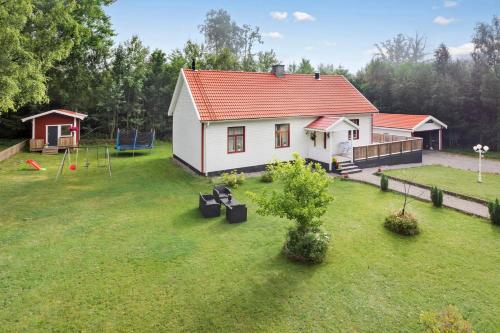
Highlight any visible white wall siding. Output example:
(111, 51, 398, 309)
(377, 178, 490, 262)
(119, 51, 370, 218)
(373, 127, 412, 138)
(350, 114, 372, 147)
(204, 117, 316, 173)
(307, 132, 331, 163)
(415, 122, 442, 131)
(172, 80, 201, 172)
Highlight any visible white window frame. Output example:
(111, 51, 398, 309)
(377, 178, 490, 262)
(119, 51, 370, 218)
(45, 123, 73, 145)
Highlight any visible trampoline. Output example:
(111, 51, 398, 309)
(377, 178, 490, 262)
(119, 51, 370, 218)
(115, 128, 155, 151)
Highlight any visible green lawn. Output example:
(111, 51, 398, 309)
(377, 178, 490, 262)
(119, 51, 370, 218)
(1, 143, 499, 332)
(444, 148, 500, 160)
(384, 165, 500, 202)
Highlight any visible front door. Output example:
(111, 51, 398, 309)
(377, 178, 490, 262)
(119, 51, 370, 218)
(47, 126, 58, 146)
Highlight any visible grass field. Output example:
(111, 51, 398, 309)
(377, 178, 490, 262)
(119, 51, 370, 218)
(1, 143, 499, 332)
(444, 148, 500, 160)
(384, 165, 500, 202)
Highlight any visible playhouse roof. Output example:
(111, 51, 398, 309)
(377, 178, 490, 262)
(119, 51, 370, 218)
(21, 109, 87, 122)
(373, 113, 447, 131)
(174, 69, 379, 122)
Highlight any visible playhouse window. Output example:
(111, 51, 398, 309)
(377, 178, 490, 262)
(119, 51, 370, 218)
(275, 124, 290, 148)
(348, 119, 360, 140)
(60, 125, 72, 137)
(228, 126, 245, 153)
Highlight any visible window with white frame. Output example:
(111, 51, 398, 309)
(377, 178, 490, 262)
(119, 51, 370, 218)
(60, 125, 72, 137)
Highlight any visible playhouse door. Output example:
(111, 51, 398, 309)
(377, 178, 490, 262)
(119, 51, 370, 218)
(47, 126, 58, 146)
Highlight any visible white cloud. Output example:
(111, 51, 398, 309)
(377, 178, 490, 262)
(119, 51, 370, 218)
(433, 16, 457, 25)
(443, 0, 458, 8)
(270, 11, 288, 21)
(263, 32, 284, 40)
(448, 42, 474, 56)
(323, 41, 336, 47)
(293, 11, 315, 22)
(305, 46, 314, 51)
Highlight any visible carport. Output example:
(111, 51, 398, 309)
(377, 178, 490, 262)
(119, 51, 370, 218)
(372, 113, 448, 150)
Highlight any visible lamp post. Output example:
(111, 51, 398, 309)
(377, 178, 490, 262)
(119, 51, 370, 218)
(473, 144, 489, 183)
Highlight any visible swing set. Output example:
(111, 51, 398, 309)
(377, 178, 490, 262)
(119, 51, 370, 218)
(55, 145, 112, 181)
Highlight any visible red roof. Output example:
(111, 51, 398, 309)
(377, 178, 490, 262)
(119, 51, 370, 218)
(373, 113, 429, 130)
(305, 116, 341, 131)
(182, 69, 378, 121)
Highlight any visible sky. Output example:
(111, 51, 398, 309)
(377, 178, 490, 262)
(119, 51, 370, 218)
(105, 0, 499, 72)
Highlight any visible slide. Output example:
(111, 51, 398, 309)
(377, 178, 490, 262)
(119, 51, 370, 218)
(26, 159, 45, 171)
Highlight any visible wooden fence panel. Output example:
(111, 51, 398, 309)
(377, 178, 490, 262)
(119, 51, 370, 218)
(367, 145, 378, 158)
(403, 140, 412, 152)
(354, 138, 422, 161)
(29, 139, 44, 151)
(390, 142, 401, 154)
(58, 137, 75, 147)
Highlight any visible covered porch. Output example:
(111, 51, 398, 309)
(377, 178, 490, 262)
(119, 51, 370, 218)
(304, 116, 359, 172)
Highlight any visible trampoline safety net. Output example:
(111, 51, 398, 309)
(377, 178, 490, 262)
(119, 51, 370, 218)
(115, 128, 155, 151)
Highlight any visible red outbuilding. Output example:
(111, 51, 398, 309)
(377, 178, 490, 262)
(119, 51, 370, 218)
(21, 109, 87, 152)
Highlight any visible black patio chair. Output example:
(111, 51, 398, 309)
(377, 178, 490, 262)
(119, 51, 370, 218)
(199, 193, 221, 218)
(213, 184, 231, 203)
(226, 204, 247, 223)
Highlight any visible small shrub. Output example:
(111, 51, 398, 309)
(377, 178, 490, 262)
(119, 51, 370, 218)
(420, 305, 474, 333)
(430, 186, 444, 208)
(384, 211, 420, 236)
(261, 170, 273, 183)
(283, 227, 330, 264)
(488, 198, 500, 225)
(331, 157, 338, 170)
(236, 171, 245, 185)
(221, 170, 245, 188)
(380, 174, 389, 191)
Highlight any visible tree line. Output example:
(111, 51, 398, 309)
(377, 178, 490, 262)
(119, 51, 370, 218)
(0, 2, 498, 149)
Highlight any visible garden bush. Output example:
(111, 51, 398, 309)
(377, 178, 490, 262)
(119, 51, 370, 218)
(250, 153, 333, 264)
(261, 165, 274, 183)
(420, 305, 474, 333)
(488, 198, 500, 225)
(430, 186, 443, 208)
(384, 211, 420, 236)
(221, 170, 245, 188)
(283, 227, 330, 264)
(380, 174, 389, 191)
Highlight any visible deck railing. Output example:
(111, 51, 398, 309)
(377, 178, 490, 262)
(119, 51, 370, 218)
(353, 137, 423, 161)
(58, 137, 76, 147)
(29, 139, 45, 151)
(372, 133, 409, 143)
(29, 137, 77, 151)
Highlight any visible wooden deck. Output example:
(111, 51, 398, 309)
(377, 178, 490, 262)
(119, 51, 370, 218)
(353, 137, 423, 162)
(29, 137, 77, 152)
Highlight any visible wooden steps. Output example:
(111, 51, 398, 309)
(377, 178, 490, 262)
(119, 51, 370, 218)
(42, 146, 59, 155)
(337, 161, 362, 175)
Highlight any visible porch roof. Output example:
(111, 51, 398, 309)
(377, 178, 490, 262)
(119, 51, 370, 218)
(305, 116, 359, 132)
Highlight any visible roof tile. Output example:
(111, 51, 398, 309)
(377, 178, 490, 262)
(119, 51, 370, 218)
(373, 113, 429, 130)
(183, 69, 378, 121)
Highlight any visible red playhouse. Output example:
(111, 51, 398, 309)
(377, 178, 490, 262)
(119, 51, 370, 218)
(21, 109, 87, 153)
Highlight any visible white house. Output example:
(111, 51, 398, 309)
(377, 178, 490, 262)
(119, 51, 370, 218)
(168, 65, 446, 176)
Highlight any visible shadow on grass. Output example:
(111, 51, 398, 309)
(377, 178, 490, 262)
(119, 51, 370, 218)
(113, 151, 152, 158)
(187, 253, 321, 331)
